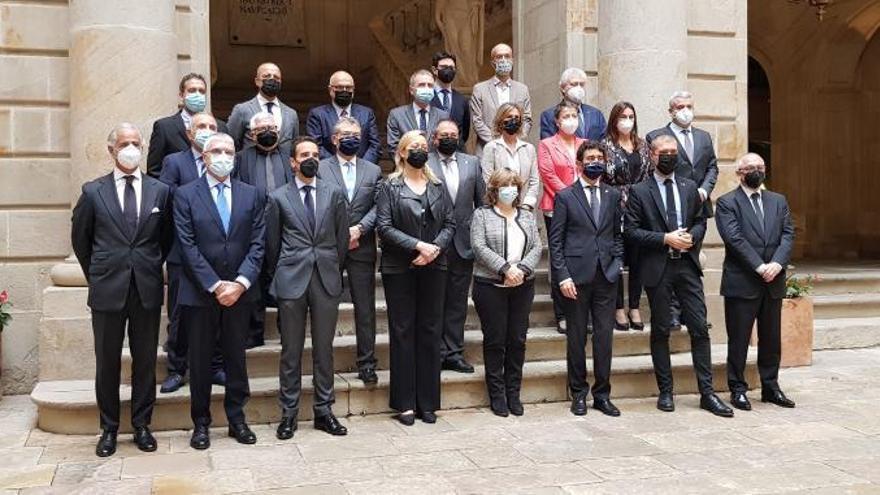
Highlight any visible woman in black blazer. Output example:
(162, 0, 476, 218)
(376, 130, 456, 425)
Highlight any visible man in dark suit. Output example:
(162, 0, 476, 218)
(625, 134, 733, 417)
(430, 52, 471, 151)
(173, 133, 266, 449)
(539, 68, 606, 141)
(147, 73, 228, 178)
(72, 123, 173, 457)
(233, 111, 294, 347)
(318, 118, 383, 384)
(548, 140, 622, 417)
(227, 62, 299, 151)
(268, 137, 350, 439)
(157, 112, 226, 393)
(716, 153, 796, 410)
(428, 120, 485, 373)
(387, 69, 449, 152)
(306, 71, 381, 163)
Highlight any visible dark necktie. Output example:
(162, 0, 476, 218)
(123, 175, 138, 237)
(265, 101, 275, 115)
(664, 178, 678, 231)
(588, 185, 600, 220)
(441, 89, 450, 110)
(419, 109, 427, 132)
(751, 192, 764, 232)
(302, 185, 316, 233)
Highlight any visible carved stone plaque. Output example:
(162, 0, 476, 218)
(229, 0, 307, 47)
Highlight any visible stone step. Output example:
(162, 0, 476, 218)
(803, 270, 880, 295)
(814, 317, 880, 350)
(32, 344, 758, 434)
(813, 294, 880, 319)
(125, 325, 726, 384)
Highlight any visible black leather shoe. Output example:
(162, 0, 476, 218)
(762, 389, 796, 408)
(442, 359, 475, 373)
(228, 422, 257, 444)
(593, 398, 621, 417)
(276, 417, 297, 440)
(95, 430, 117, 457)
(358, 367, 379, 385)
(657, 392, 675, 412)
(730, 391, 752, 411)
(245, 337, 264, 349)
(314, 414, 348, 436)
(418, 411, 437, 424)
(211, 370, 227, 386)
(490, 396, 509, 417)
(190, 425, 210, 450)
(700, 393, 734, 417)
(556, 319, 567, 334)
(670, 319, 682, 332)
(396, 412, 415, 426)
(133, 426, 157, 452)
(160, 373, 185, 394)
(507, 395, 524, 416)
(570, 393, 588, 416)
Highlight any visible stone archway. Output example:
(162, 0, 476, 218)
(747, 56, 771, 182)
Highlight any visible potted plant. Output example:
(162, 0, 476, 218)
(781, 273, 815, 367)
(0, 289, 11, 390)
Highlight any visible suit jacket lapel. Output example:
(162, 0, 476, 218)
(325, 156, 346, 193)
(677, 180, 690, 229)
(404, 107, 418, 132)
(572, 183, 597, 227)
(735, 188, 765, 240)
(134, 178, 158, 240)
(353, 158, 368, 194)
(762, 193, 776, 238)
(196, 178, 226, 237)
(97, 174, 130, 240)
(648, 178, 674, 232)
(284, 183, 312, 238)
(599, 184, 614, 228)
(314, 181, 329, 236)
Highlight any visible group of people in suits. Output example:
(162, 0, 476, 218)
(72, 44, 797, 458)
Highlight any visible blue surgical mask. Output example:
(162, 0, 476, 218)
(414, 87, 435, 105)
(498, 186, 519, 205)
(193, 129, 215, 150)
(184, 92, 207, 113)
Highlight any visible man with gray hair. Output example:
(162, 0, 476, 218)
(539, 67, 606, 140)
(72, 123, 173, 456)
(387, 69, 449, 152)
(715, 152, 796, 411)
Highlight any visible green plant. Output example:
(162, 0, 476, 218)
(0, 289, 11, 330)
(785, 274, 817, 299)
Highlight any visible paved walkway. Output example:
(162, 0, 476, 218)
(1, 348, 879, 494)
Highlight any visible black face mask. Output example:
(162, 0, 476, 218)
(437, 137, 458, 156)
(337, 136, 361, 156)
(256, 130, 279, 149)
(502, 118, 522, 134)
(406, 149, 429, 168)
(260, 78, 281, 98)
(656, 154, 678, 175)
(744, 170, 765, 189)
(437, 67, 456, 84)
(298, 158, 318, 178)
(333, 90, 353, 108)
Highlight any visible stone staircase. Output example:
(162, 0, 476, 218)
(31, 220, 880, 434)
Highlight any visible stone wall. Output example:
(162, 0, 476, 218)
(0, 0, 208, 394)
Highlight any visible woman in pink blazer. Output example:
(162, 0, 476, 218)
(537, 101, 585, 333)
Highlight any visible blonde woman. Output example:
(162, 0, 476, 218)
(376, 130, 456, 426)
(480, 103, 540, 210)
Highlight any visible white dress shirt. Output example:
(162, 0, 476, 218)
(113, 167, 142, 220)
(295, 176, 317, 206)
(180, 109, 193, 130)
(440, 153, 460, 201)
(412, 102, 431, 129)
(205, 173, 251, 291)
(493, 76, 512, 105)
(741, 184, 764, 218)
(257, 93, 283, 129)
(332, 102, 352, 119)
(580, 177, 601, 210)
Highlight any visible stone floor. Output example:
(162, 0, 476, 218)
(2, 348, 880, 494)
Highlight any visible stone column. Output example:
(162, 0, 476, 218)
(598, 0, 688, 133)
(51, 0, 178, 286)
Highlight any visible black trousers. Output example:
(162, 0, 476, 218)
(440, 248, 474, 363)
(543, 214, 565, 322)
(344, 257, 378, 371)
(246, 268, 276, 347)
(165, 263, 223, 376)
(616, 238, 643, 310)
(472, 280, 534, 400)
(563, 272, 617, 399)
(383, 268, 446, 413)
(185, 300, 251, 426)
(725, 293, 782, 393)
(91, 281, 159, 431)
(645, 258, 714, 396)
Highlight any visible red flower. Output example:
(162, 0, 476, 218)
(0, 290, 7, 304)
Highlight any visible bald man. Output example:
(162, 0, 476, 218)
(716, 153, 796, 411)
(470, 43, 532, 155)
(228, 62, 299, 150)
(306, 71, 381, 163)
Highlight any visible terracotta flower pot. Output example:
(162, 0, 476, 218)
(780, 296, 814, 367)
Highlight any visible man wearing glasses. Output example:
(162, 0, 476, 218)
(307, 71, 382, 163)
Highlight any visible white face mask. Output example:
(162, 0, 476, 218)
(560, 117, 579, 135)
(674, 107, 694, 127)
(116, 144, 142, 171)
(565, 86, 585, 105)
(617, 117, 635, 134)
(207, 153, 235, 178)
